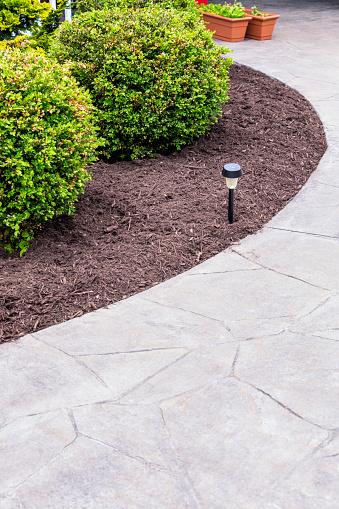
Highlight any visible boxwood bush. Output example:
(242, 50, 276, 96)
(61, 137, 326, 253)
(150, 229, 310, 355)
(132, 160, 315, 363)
(0, 48, 100, 255)
(51, 6, 232, 160)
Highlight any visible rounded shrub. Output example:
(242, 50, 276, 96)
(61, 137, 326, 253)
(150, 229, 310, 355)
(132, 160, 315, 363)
(50, 6, 232, 160)
(0, 48, 100, 255)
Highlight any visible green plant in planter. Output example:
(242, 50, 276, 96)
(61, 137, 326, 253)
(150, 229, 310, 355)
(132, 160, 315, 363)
(51, 6, 232, 160)
(202, 1, 245, 18)
(250, 5, 269, 17)
(0, 47, 100, 255)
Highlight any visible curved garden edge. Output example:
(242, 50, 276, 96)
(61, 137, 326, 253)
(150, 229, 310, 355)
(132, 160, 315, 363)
(0, 64, 327, 344)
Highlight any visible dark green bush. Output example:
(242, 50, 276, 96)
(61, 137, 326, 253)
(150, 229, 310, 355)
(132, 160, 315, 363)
(51, 6, 232, 160)
(0, 48, 100, 255)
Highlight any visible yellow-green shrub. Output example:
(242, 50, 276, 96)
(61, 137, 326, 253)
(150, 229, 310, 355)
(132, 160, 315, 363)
(0, 48, 100, 255)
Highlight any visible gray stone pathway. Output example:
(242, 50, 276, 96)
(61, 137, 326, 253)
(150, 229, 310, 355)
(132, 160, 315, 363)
(1, 1, 339, 507)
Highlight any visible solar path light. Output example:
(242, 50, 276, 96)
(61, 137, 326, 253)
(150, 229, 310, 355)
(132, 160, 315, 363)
(222, 163, 243, 224)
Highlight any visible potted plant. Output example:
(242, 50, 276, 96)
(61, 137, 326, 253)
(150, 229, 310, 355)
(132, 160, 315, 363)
(244, 5, 280, 40)
(201, 2, 252, 42)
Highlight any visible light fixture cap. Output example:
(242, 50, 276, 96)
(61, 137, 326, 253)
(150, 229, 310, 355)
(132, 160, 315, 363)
(222, 163, 243, 179)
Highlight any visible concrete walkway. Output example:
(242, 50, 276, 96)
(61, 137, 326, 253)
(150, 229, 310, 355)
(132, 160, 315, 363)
(1, 1, 339, 507)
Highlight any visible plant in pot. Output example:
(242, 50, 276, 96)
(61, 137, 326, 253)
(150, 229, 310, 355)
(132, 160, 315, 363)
(244, 5, 280, 40)
(201, 2, 252, 42)
(194, 0, 207, 7)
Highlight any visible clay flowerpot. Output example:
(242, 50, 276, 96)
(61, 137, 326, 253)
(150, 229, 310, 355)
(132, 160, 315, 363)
(244, 8, 280, 40)
(202, 12, 252, 42)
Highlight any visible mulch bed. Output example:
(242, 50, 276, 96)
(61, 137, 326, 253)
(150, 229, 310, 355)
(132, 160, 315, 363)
(0, 64, 327, 344)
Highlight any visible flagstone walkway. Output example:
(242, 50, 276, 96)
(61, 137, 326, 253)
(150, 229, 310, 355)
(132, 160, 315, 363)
(1, 1, 339, 507)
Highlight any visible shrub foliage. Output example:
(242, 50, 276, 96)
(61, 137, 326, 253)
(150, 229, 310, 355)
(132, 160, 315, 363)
(76, 0, 200, 15)
(51, 6, 232, 160)
(0, 0, 67, 50)
(0, 48, 100, 255)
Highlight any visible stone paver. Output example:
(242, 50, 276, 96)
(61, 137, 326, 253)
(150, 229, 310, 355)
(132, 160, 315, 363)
(1, 1, 339, 507)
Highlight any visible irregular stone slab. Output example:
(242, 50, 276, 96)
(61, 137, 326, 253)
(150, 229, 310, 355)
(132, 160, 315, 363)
(0, 410, 75, 493)
(79, 349, 188, 399)
(287, 77, 339, 101)
(0, 336, 112, 426)
(161, 378, 328, 509)
(73, 402, 179, 472)
(313, 100, 339, 128)
(32, 296, 234, 356)
(234, 228, 339, 290)
(290, 294, 339, 341)
(184, 250, 259, 275)
(263, 435, 339, 509)
(235, 332, 339, 428)
(141, 267, 329, 340)
(311, 145, 339, 186)
(120, 343, 238, 404)
(224, 315, 295, 341)
(267, 179, 339, 237)
(13, 437, 199, 509)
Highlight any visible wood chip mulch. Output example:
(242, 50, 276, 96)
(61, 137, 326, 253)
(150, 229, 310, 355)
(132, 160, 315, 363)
(0, 64, 327, 344)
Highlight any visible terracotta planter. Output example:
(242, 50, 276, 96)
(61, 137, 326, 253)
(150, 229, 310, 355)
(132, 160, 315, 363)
(244, 8, 280, 40)
(202, 12, 252, 42)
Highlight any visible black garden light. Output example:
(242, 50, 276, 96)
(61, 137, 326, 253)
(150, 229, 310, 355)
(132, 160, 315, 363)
(222, 163, 243, 224)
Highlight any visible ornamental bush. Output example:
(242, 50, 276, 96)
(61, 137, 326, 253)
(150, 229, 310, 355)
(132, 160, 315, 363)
(0, 48, 100, 255)
(50, 6, 232, 160)
(0, 0, 51, 41)
(76, 0, 200, 15)
(0, 0, 66, 50)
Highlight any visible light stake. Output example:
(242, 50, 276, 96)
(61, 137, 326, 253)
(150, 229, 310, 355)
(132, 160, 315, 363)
(222, 163, 243, 224)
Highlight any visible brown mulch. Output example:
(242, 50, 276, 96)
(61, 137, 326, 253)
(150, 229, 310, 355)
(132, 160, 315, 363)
(0, 64, 327, 344)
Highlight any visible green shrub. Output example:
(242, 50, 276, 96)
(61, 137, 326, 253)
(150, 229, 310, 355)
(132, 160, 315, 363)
(0, 0, 51, 41)
(76, 0, 200, 16)
(51, 6, 232, 160)
(0, 48, 100, 255)
(0, 0, 67, 50)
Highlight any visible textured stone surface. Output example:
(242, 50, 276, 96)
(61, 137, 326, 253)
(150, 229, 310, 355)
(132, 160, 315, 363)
(234, 332, 339, 429)
(233, 227, 339, 291)
(161, 378, 328, 509)
(79, 348, 188, 399)
(14, 437, 199, 509)
(0, 496, 22, 509)
(267, 179, 339, 237)
(72, 402, 180, 472)
(142, 268, 329, 337)
(0, 336, 112, 426)
(263, 435, 339, 509)
(312, 146, 339, 186)
(33, 296, 234, 356)
(0, 410, 75, 493)
(290, 294, 339, 341)
(120, 343, 238, 404)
